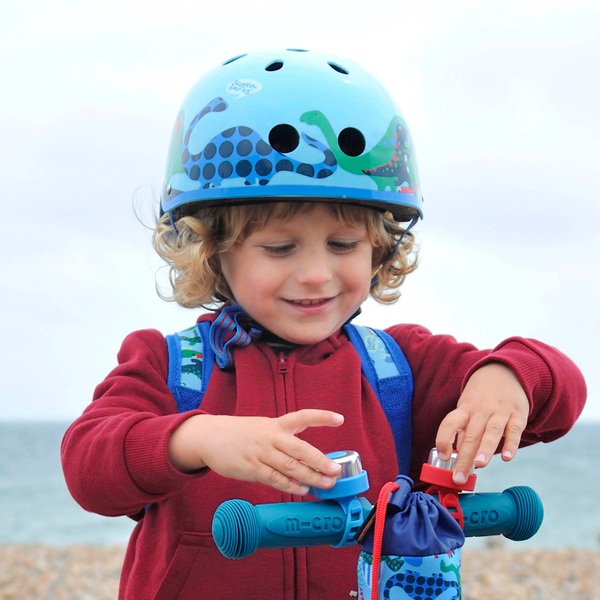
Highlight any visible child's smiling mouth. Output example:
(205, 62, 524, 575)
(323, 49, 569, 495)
(287, 298, 332, 306)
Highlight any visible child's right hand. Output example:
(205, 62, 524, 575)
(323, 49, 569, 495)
(168, 410, 345, 495)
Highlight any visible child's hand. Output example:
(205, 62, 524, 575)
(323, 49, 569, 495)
(435, 363, 530, 485)
(168, 409, 344, 495)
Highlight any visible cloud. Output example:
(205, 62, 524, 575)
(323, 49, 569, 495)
(1, 0, 598, 421)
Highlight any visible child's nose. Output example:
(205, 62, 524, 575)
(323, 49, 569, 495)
(295, 250, 333, 286)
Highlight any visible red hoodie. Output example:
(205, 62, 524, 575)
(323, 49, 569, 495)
(61, 314, 586, 599)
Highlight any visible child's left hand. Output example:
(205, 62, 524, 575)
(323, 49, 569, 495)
(434, 362, 530, 485)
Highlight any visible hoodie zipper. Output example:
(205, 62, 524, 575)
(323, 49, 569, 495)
(277, 351, 289, 375)
(276, 350, 300, 599)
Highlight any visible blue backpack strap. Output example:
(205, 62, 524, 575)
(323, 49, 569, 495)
(165, 320, 215, 412)
(343, 324, 413, 475)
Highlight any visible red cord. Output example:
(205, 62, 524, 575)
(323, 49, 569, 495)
(370, 481, 399, 600)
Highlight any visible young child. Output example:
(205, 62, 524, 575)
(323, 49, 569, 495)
(61, 50, 586, 599)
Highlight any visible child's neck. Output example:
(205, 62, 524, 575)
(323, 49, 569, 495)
(244, 307, 363, 350)
(243, 316, 299, 350)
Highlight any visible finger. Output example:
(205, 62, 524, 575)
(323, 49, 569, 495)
(452, 416, 491, 484)
(256, 462, 311, 495)
(279, 409, 344, 435)
(500, 415, 526, 462)
(254, 448, 337, 494)
(275, 448, 340, 489)
(275, 434, 342, 479)
(472, 414, 509, 465)
(277, 410, 345, 477)
(435, 409, 466, 461)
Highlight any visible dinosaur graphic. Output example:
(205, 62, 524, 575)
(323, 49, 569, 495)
(179, 333, 204, 386)
(382, 568, 460, 599)
(358, 552, 461, 600)
(176, 98, 337, 189)
(300, 110, 418, 193)
(440, 558, 461, 589)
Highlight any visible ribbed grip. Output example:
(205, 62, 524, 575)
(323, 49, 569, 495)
(212, 499, 260, 559)
(504, 486, 544, 541)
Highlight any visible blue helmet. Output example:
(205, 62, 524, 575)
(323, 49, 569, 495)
(161, 49, 423, 222)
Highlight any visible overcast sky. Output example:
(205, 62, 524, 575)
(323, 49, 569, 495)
(1, 0, 598, 422)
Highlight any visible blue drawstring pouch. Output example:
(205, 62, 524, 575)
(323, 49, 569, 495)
(357, 475, 465, 600)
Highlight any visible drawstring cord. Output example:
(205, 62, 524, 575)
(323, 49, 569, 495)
(370, 481, 400, 600)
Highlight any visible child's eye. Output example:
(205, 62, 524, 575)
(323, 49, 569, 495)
(263, 244, 295, 256)
(329, 240, 359, 252)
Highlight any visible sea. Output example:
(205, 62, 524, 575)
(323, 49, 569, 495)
(1, 420, 599, 549)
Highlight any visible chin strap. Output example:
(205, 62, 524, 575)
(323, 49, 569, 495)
(371, 215, 418, 288)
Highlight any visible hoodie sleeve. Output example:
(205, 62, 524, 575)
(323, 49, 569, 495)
(61, 329, 206, 518)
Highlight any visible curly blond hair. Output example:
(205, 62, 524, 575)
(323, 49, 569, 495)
(153, 201, 418, 309)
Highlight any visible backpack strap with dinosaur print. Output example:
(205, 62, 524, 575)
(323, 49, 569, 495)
(165, 322, 413, 474)
(165, 320, 216, 414)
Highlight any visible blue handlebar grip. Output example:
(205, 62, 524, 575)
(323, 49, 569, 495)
(212, 498, 372, 559)
(459, 486, 544, 541)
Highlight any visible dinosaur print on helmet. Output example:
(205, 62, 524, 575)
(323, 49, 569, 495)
(165, 97, 337, 196)
(160, 49, 423, 222)
(300, 111, 418, 195)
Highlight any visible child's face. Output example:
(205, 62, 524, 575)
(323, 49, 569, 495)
(220, 204, 373, 344)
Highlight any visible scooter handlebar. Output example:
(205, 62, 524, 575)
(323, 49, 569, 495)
(212, 486, 543, 559)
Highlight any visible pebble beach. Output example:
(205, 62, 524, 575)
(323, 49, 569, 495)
(0, 544, 598, 599)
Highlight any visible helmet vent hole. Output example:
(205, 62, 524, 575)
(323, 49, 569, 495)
(265, 61, 284, 72)
(269, 124, 300, 153)
(338, 127, 365, 157)
(328, 62, 349, 75)
(223, 54, 247, 65)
